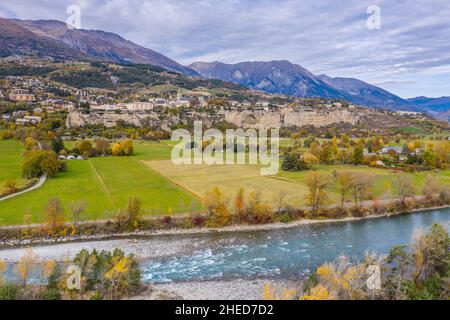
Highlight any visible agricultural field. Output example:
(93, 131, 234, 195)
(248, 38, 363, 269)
(0, 141, 202, 226)
(146, 160, 450, 208)
(0, 140, 30, 193)
(146, 160, 306, 208)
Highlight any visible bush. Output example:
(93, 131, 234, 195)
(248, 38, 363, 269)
(322, 207, 348, 219)
(0, 283, 21, 300)
(42, 288, 61, 300)
(349, 206, 369, 217)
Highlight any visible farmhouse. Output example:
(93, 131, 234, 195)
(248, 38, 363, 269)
(381, 146, 403, 155)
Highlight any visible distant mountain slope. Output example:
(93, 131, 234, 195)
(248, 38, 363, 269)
(0, 18, 198, 76)
(190, 60, 418, 111)
(318, 75, 417, 111)
(190, 60, 353, 100)
(0, 18, 88, 60)
(407, 96, 450, 119)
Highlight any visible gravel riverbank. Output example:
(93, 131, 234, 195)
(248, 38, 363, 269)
(132, 279, 300, 300)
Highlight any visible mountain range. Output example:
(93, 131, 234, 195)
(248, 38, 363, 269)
(0, 18, 198, 76)
(0, 17, 448, 119)
(189, 60, 418, 111)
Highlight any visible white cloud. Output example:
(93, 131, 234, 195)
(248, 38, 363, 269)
(1, 0, 450, 97)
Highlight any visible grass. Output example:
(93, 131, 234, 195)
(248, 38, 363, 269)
(146, 160, 450, 209)
(0, 140, 29, 193)
(0, 141, 202, 226)
(146, 160, 308, 208)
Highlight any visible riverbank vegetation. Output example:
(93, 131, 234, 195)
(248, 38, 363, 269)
(0, 248, 141, 300)
(264, 223, 450, 300)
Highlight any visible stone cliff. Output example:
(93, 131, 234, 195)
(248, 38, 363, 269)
(65, 106, 422, 131)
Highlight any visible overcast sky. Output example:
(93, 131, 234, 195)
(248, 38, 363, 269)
(1, 0, 450, 98)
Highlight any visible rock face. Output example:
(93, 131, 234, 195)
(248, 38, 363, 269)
(66, 106, 416, 131)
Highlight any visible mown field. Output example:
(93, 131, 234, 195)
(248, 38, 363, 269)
(0, 141, 202, 225)
(0, 140, 29, 193)
(146, 160, 307, 208)
(147, 160, 450, 208)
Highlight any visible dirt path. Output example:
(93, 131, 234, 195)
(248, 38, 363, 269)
(88, 159, 118, 210)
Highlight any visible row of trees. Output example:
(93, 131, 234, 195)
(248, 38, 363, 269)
(304, 171, 449, 215)
(54, 138, 134, 158)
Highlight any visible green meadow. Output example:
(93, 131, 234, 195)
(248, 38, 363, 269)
(0, 140, 30, 193)
(0, 141, 202, 225)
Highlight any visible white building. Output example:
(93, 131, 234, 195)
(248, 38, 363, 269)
(122, 102, 154, 112)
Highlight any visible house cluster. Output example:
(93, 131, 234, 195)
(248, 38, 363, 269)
(15, 115, 42, 125)
(9, 89, 36, 103)
(364, 145, 424, 166)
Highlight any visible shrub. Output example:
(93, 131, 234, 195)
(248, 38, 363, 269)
(0, 283, 21, 300)
(191, 215, 206, 227)
(349, 206, 369, 217)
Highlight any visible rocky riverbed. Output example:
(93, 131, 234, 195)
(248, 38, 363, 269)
(132, 279, 301, 300)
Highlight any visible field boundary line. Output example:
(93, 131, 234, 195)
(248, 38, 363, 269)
(142, 160, 204, 200)
(88, 159, 118, 210)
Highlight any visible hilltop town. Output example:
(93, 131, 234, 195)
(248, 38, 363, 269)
(0, 58, 445, 139)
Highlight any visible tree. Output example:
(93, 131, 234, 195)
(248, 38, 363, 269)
(76, 140, 93, 157)
(349, 172, 375, 207)
(96, 140, 111, 156)
(111, 140, 134, 156)
(111, 143, 122, 156)
(393, 175, 415, 205)
(412, 224, 449, 284)
(335, 171, 354, 207)
(234, 188, 245, 218)
(127, 197, 141, 222)
(22, 150, 61, 178)
(45, 197, 65, 230)
(282, 152, 309, 171)
(24, 136, 38, 151)
(305, 172, 332, 214)
(302, 152, 320, 169)
(423, 150, 436, 168)
(320, 145, 334, 164)
(69, 200, 87, 225)
(422, 175, 442, 200)
(340, 133, 350, 146)
(204, 187, 231, 226)
(51, 137, 65, 154)
(352, 145, 364, 165)
(120, 140, 134, 156)
(15, 248, 37, 287)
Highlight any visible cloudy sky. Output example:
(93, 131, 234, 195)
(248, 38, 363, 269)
(1, 0, 450, 98)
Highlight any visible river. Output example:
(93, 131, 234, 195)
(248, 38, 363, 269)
(0, 208, 449, 284)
